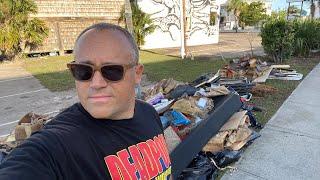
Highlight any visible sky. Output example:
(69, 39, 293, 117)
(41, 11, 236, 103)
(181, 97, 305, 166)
(272, 0, 288, 11)
(272, 0, 311, 14)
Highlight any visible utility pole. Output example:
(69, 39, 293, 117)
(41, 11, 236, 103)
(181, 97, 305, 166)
(300, 1, 304, 17)
(287, 2, 291, 20)
(310, 0, 315, 19)
(180, 0, 186, 59)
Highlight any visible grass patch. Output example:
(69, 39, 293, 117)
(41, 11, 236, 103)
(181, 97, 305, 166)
(251, 57, 320, 125)
(23, 51, 226, 91)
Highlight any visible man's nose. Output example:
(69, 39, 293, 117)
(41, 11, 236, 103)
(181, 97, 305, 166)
(90, 70, 108, 89)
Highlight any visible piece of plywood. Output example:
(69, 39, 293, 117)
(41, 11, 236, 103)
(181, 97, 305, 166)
(253, 66, 273, 83)
(271, 65, 291, 69)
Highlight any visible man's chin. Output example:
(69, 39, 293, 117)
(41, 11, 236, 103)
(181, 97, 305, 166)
(89, 110, 113, 119)
(84, 104, 113, 119)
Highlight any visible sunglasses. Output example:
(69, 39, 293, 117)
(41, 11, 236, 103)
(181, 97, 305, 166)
(67, 61, 137, 82)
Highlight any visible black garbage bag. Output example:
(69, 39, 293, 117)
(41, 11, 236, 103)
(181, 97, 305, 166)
(178, 152, 217, 180)
(190, 73, 215, 87)
(0, 151, 7, 165)
(243, 130, 261, 148)
(246, 110, 263, 129)
(208, 150, 242, 168)
(168, 85, 198, 99)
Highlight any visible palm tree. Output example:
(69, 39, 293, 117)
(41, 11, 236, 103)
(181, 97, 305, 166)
(0, 0, 48, 61)
(227, 0, 245, 33)
(119, 2, 155, 48)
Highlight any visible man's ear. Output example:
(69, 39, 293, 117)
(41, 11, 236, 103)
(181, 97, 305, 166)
(134, 63, 144, 84)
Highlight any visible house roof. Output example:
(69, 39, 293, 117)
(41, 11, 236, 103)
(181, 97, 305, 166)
(31, 0, 124, 19)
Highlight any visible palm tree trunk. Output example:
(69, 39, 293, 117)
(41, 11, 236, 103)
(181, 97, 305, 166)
(235, 9, 240, 33)
(235, 17, 238, 33)
(124, 0, 134, 37)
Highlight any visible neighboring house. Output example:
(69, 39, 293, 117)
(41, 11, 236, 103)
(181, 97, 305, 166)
(29, 0, 124, 54)
(219, 0, 272, 30)
(137, 0, 222, 49)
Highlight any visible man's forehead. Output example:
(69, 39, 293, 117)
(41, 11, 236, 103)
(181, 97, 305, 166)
(75, 29, 129, 49)
(74, 29, 133, 61)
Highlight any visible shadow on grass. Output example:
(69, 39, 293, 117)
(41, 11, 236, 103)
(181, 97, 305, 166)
(141, 50, 180, 58)
(32, 70, 75, 92)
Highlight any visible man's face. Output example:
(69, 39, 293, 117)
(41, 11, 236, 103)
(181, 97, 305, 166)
(74, 29, 143, 119)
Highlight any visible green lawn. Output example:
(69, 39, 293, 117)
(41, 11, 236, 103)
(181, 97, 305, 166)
(251, 57, 320, 125)
(23, 51, 226, 91)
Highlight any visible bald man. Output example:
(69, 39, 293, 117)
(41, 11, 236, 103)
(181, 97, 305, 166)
(0, 23, 172, 180)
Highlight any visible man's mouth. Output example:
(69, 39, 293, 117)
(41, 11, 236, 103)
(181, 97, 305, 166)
(88, 95, 112, 103)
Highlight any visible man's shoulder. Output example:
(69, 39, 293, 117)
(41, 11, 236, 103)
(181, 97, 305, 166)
(39, 103, 86, 142)
(46, 103, 83, 127)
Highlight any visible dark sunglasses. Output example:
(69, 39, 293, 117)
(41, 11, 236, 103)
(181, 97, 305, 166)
(67, 61, 137, 82)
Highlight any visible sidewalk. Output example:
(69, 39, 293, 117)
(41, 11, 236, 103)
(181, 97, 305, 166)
(0, 63, 77, 137)
(222, 63, 320, 180)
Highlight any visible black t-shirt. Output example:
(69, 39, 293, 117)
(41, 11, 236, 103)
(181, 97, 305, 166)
(0, 100, 172, 180)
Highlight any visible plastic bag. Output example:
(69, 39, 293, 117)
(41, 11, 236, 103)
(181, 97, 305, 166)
(164, 110, 191, 126)
(210, 150, 242, 168)
(178, 153, 217, 180)
(0, 151, 7, 165)
(160, 116, 170, 129)
(168, 85, 198, 99)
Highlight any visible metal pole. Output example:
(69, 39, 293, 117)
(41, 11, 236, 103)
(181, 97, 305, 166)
(287, 2, 291, 20)
(180, 0, 186, 59)
(300, 1, 304, 17)
(311, 0, 315, 19)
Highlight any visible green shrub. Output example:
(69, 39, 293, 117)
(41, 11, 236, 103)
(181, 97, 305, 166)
(261, 17, 320, 61)
(260, 18, 295, 63)
(293, 19, 320, 57)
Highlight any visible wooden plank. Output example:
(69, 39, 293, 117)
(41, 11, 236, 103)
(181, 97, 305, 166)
(253, 66, 273, 83)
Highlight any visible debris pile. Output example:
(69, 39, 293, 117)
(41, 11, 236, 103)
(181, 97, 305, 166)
(219, 56, 269, 81)
(0, 112, 50, 160)
(219, 56, 303, 83)
(143, 69, 263, 178)
(175, 55, 305, 178)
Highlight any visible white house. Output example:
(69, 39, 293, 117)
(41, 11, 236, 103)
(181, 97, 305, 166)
(138, 0, 223, 49)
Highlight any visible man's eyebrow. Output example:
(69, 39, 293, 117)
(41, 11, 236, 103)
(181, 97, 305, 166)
(79, 60, 94, 65)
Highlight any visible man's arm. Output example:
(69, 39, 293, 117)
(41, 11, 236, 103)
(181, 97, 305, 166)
(0, 132, 59, 180)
